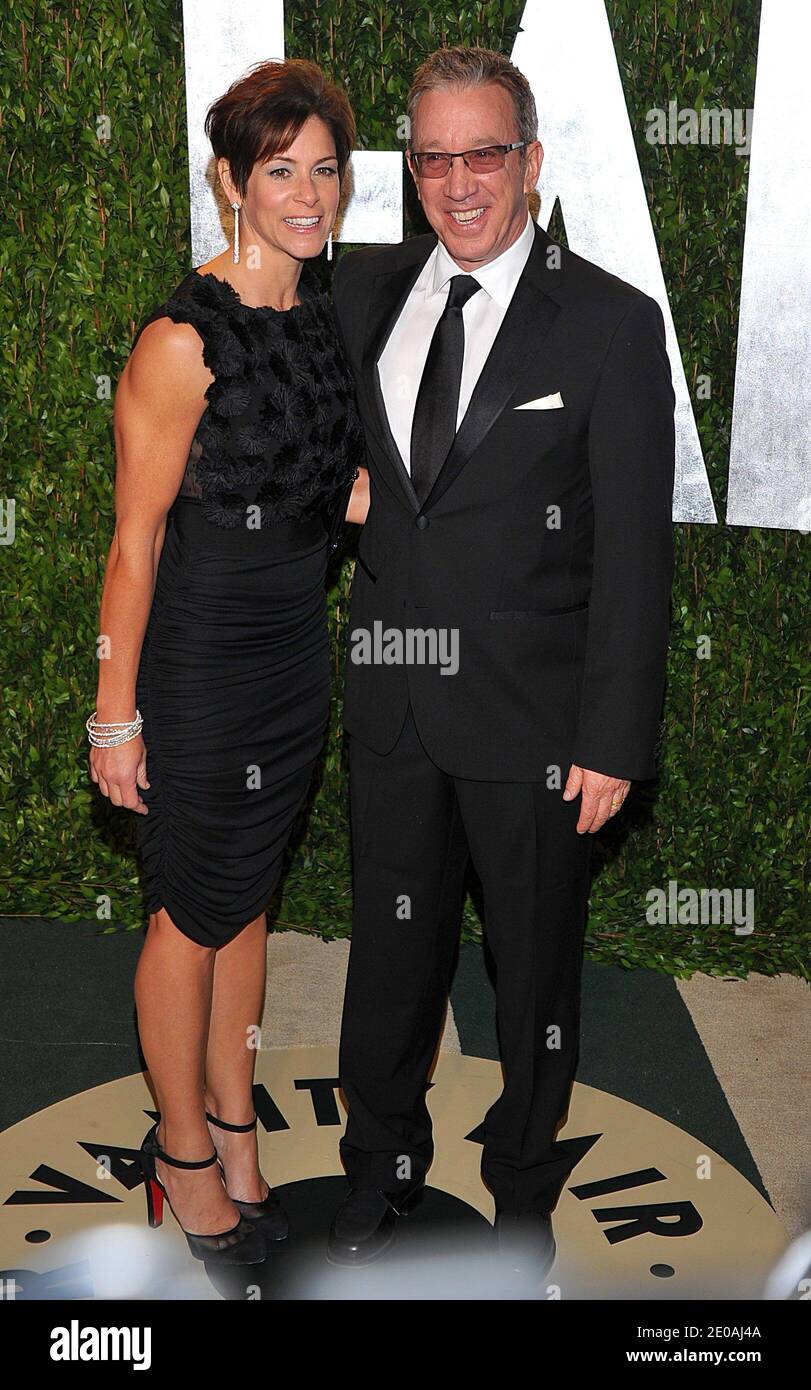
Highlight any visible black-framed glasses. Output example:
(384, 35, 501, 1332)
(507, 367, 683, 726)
(410, 142, 529, 178)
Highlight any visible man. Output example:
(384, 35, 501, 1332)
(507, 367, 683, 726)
(328, 45, 675, 1275)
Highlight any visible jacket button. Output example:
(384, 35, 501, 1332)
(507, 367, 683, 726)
(415, 514, 429, 530)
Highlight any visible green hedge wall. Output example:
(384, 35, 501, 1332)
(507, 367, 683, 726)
(1, 0, 808, 977)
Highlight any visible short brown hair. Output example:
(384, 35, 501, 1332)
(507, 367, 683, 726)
(205, 58, 356, 197)
(407, 46, 538, 148)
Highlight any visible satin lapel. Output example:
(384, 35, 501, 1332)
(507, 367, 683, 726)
(361, 245, 436, 512)
(421, 223, 563, 514)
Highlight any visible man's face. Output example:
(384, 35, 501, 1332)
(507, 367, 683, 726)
(407, 83, 543, 271)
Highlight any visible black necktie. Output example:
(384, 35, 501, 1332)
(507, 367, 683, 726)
(410, 274, 482, 506)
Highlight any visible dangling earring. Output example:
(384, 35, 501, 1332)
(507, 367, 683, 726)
(231, 202, 240, 264)
(326, 228, 333, 262)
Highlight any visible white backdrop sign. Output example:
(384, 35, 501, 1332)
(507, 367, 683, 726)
(726, 0, 811, 530)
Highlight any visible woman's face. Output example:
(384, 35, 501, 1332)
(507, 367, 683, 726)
(225, 113, 341, 263)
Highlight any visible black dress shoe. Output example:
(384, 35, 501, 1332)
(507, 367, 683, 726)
(326, 1181, 425, 1268)
(495, 1210, 556, 1279)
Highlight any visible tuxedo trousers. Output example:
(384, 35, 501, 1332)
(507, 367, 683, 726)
(338, 703, 594, 1214)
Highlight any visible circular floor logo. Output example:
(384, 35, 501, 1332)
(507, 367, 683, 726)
(0, 1046, 786, 1300)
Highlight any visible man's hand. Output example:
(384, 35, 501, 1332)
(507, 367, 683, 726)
(563, 765, 631, 834)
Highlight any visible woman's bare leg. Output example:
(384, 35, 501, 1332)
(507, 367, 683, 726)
(135, 909, 240, 1233)
(204, 913, 269, 1202)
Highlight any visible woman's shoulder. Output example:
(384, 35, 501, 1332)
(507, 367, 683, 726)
(160, 269, 231, 330)
(131, 270, 238, 372)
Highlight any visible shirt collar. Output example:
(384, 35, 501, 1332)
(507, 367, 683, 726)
(429, 209, 535, 308)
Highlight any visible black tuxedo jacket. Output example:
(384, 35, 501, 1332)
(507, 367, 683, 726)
(332, 219, 675, 782)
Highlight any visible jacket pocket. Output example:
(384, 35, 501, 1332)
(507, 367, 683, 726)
(489, 601, 589, 619)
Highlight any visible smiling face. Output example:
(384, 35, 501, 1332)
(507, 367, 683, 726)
(407, 83, 542, 271)
(219, 113, 341, 264)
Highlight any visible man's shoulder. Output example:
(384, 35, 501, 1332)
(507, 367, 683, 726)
(553, 237, 661, 325)
(334, 234, 435, 286)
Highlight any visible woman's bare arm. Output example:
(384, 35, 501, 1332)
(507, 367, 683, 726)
(89, 318, 212, 813)
(346, 466, 369, 525)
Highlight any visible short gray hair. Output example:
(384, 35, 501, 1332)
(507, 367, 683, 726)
(406, 46, 538, 148)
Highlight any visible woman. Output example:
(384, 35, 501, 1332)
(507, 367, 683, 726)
(89, 58, 369, 1266)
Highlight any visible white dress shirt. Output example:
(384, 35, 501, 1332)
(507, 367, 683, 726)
(378, 211, 536, 473)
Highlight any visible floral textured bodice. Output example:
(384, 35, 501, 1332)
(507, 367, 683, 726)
(132, 261, 363, 531)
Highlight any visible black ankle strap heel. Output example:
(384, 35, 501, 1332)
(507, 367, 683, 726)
(205, 1111, 257, 1132)
(139, 1121, 267, 1265)
(205, 1112, 289, 1243)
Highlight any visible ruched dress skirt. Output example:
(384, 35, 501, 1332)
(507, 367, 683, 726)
(134, 497, 331, 947)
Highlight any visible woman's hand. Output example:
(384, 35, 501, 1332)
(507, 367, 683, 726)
(89, 735, 150, 815)
(346, 467, 370, 525)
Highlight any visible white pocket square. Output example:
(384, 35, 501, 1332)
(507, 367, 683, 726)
(513, 391, 564, 410)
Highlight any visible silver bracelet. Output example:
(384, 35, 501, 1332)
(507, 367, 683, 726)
(86, 710, 144, 747)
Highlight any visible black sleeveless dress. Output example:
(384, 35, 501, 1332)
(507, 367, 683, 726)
(130, 262, 361, 947)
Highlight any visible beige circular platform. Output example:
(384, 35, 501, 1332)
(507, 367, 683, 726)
(0, 1046, 787, 1300)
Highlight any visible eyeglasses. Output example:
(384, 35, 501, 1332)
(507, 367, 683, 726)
(410, 142, 529, 178)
